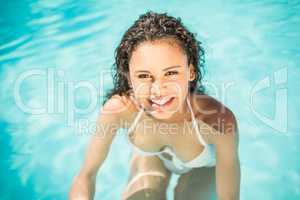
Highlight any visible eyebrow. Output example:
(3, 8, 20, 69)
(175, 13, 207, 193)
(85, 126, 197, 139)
(134, 65, 183, 73)
(163, 65, 183, 71)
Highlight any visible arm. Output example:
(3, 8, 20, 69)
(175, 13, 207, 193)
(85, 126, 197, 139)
(214, 112, 240, 200)
(69, 95, 128, 200)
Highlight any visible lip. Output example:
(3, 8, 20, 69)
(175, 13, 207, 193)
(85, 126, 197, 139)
(149, 96, 175, 110)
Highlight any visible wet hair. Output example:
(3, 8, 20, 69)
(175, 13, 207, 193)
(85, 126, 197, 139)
(102, 11, 206, 105)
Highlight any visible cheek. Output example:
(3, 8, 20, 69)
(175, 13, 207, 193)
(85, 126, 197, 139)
(165, 79, 189, 96)
(134, 82, 151, 96)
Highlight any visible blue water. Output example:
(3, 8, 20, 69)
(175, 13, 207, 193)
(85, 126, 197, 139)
(1, 0, 300, 199)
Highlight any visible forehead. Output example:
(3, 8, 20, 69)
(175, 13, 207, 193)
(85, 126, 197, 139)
(129, 39, 188, 72)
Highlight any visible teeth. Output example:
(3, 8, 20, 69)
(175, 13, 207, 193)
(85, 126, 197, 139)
(151, 96, 173, 106)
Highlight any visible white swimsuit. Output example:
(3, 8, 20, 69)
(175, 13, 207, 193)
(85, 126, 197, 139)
(125, 98, 216, 175)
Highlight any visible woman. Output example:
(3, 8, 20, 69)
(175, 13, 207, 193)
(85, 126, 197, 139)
(69, 11, 240, 200)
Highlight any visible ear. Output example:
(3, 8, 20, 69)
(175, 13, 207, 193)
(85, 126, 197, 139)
(188, 64, 196, 81)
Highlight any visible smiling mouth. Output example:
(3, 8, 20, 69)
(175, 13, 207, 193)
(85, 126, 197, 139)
(148, 96, 175, 110)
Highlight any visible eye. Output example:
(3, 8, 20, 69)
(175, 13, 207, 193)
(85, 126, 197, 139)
(137, 74, 152, 79)
(165, 71, 178, 76)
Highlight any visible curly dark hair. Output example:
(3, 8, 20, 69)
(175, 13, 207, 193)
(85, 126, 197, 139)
(102, 11, 206, 105)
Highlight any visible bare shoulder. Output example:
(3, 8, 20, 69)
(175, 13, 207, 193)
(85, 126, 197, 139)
(99, 94, 136, 128)
(101, 94, 132, 113)
(194, 94, 238, 145)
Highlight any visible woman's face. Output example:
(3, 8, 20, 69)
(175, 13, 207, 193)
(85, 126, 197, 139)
(128, 38, 196, 120)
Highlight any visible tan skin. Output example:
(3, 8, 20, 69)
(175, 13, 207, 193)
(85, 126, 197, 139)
(69, 38, 240, 200)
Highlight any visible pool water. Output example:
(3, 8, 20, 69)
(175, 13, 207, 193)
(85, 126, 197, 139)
(0, 0, 300, 199)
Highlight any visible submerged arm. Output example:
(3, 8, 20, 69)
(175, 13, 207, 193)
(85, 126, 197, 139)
(69, 95, 128, 200)
(214, 112, 241, 200)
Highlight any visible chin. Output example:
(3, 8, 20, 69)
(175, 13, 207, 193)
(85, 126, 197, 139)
(148, 111, 175, 120)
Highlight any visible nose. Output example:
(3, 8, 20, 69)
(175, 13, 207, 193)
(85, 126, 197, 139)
(150, 79, 165, 97)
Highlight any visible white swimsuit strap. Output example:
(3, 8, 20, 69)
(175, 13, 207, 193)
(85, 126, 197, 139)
(186, 97, 207, 146)
(127, 108, 144, 134)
